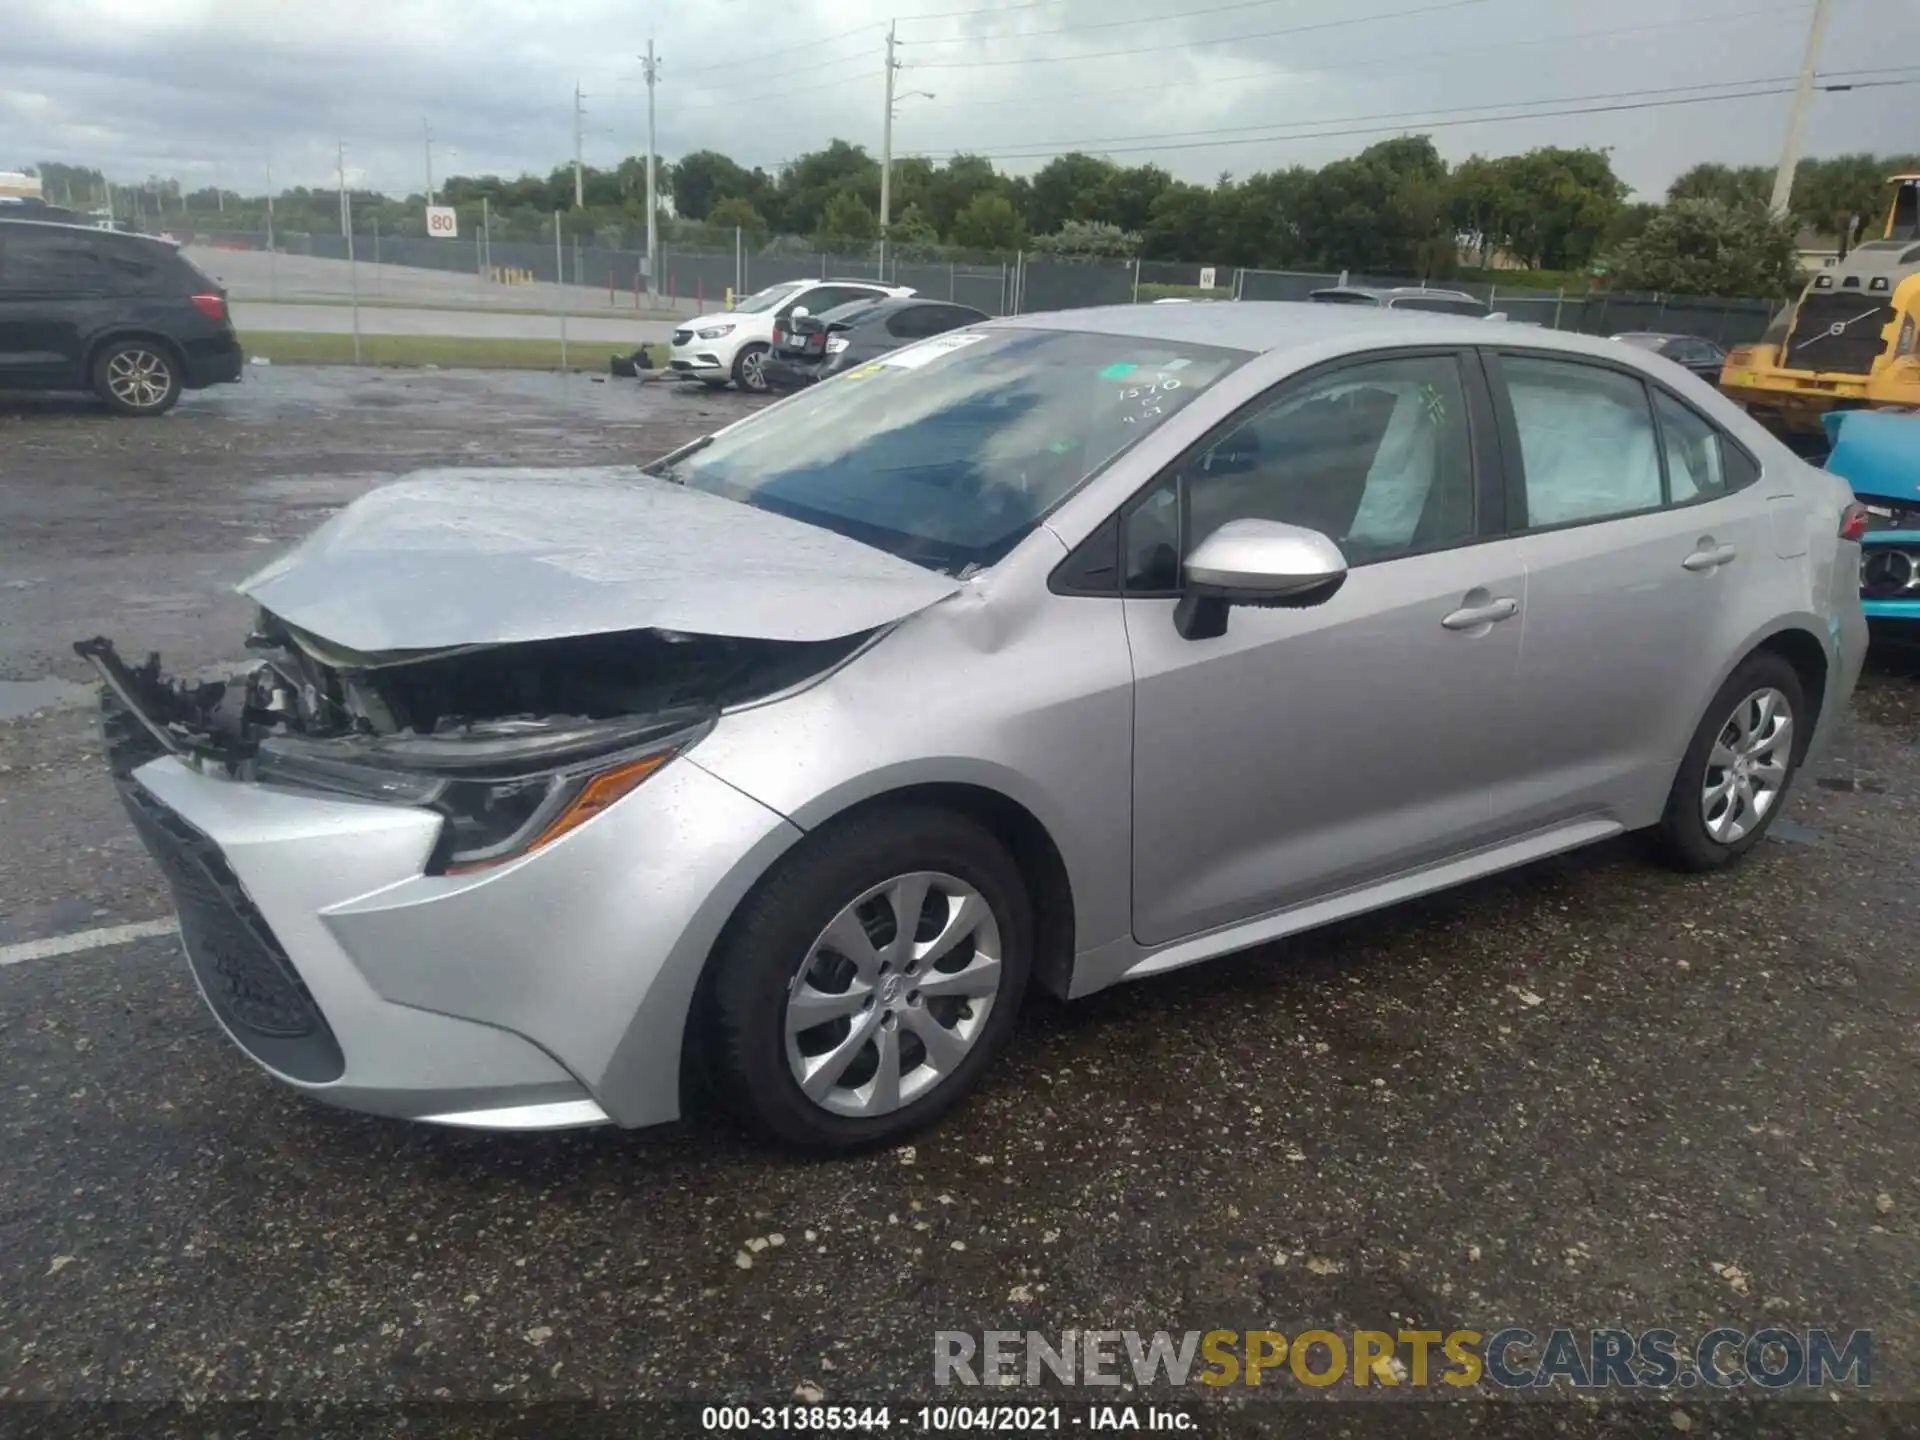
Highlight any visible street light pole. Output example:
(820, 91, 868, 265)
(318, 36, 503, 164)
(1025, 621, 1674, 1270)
(1769, 0, 1833, 218)
(423, 117, 436, 205)
(644, 37, 660, 303)
(880, 20, 897, 236)
(574, 81, 586, 209)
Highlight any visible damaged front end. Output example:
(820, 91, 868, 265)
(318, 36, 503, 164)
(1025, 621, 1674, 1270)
(1824, 408, 1920, 625)
(78, 617, 870, 873)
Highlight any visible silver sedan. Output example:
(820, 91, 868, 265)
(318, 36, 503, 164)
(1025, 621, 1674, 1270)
(85, 303, 1868, 1151)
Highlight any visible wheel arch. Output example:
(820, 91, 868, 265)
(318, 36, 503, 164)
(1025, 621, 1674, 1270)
(85, 328, 187, 385)
(675, 773, 1081, 1119)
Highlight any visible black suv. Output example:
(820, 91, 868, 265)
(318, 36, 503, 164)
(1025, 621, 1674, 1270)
(0, 221, 243, 415)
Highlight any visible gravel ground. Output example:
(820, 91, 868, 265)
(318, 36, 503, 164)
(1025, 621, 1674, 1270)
(0, 370, 1916, 1438)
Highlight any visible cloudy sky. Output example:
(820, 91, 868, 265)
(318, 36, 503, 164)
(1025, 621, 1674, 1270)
(5, 0, 1917, 202)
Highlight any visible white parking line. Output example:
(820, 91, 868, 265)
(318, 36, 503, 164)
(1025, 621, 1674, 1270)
(0, 919, 178, 967)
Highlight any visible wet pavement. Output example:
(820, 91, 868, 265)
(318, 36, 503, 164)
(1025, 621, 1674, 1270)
(1, 369, 1917, 1435)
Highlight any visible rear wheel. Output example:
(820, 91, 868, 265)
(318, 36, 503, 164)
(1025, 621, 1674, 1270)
(731, 343, 771, 394)
(93, 339, 182, 416)
(1653, 652, 1806, 872)
(707, 807, 1032, 1152)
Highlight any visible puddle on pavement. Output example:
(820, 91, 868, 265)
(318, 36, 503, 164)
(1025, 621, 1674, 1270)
(0, 677, 96, 721)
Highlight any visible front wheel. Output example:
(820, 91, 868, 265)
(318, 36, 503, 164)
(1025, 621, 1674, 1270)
(93, 340, 182, 416)
(706, 807, 1033, 1152)
(1653, 652, 1807, 872)
(730, 343, 771, 393)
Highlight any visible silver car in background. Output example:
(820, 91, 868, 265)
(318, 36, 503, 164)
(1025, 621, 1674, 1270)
(85, 304, 1867, 1152)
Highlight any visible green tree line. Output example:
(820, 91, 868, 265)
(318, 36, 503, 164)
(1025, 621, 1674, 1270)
(30, 141, 1918, 299)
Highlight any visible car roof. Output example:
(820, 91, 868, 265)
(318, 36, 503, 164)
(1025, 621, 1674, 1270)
(0, 218, 173, 247)
(820, 295, 978, 321)
(999, 300, 1660, 364)
(1310, 285, 1482, 303)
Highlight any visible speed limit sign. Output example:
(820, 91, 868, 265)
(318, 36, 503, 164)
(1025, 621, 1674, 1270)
(426, 205, 458, 238)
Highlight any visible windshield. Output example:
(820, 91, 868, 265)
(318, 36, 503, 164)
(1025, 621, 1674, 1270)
(656, 326, 1247, 575)
(731, 281, 807, 314)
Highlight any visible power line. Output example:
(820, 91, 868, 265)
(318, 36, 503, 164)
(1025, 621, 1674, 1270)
(918, 2, 1813, 115)
(903, 72, 1920, 160)
(899, 0, 1337, 46)
(965, 69, 1884, 151)
(910, 0, 1500, 69)
(672, 21, 886, 78)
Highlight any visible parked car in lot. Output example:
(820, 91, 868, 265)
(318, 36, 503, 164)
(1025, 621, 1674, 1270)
(1611, 331, 1729, 384)
(0, 219, 242, 415)
(1823, 407, 1920, 630)
(668, 278, 913, 393)
(763, 295, 988, 391)
(83, 303, 1865, 1152)
(1309, 284, 1492, 317)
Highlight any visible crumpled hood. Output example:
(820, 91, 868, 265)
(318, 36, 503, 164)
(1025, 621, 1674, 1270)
(1825, 410, 1920, 508)
(239, 468, 960, 655)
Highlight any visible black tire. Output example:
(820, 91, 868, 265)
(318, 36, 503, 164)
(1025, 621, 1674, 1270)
(1652, 651, 1807, 873)
(92, 339, 183, 417)
(706, 806, 1033, 1153)
(730, 342, 771, 394)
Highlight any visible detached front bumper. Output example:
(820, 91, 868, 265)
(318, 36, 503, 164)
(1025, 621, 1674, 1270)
(122, 746, 801, 1130)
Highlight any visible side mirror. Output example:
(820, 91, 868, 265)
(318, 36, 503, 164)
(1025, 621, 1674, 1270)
(1174, 519, 1348, 640)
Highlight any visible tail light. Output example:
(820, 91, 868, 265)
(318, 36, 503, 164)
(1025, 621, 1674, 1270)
(190, 293, 226, 322)
(771, 326, 783, 345)
(1840, 502, 1870, 542)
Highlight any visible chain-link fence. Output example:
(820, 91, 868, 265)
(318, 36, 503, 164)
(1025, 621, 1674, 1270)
(176, 220, 1791, 344)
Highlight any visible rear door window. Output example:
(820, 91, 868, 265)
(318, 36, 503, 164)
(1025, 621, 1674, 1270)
(886, 305, 962, 340)
(1495, 354, 1664, 528)
(0, 229, 111, 295)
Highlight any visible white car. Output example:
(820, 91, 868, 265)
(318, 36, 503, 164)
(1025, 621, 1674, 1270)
(669, 278, 913, 392)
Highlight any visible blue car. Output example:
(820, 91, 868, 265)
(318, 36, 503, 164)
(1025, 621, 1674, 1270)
(1825, 409, 1920, 628)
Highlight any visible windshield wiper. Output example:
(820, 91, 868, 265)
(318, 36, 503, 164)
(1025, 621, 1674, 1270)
(643, 434, 713, 485)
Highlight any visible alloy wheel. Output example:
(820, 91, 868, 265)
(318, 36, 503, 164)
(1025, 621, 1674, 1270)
(783, 871, 1003, 1118)
(738, 348, 768, 391)
(1700, 686, 1793, 844)
(106, 349, 173, 410)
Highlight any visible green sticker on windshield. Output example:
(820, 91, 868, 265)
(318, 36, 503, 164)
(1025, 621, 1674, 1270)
(1098, 362, 1139, 381)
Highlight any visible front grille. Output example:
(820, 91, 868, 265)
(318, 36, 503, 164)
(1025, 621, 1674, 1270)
(1862, 545, 1920, 599)
(1784, 294, 1896, 375)
(119, 782, 345, 1083)
(671, 328, 692, 346)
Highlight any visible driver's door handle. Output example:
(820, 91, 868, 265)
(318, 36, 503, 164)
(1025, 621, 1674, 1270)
(1683, 543, 1739, 572)
(1441, 597, 1519, 630)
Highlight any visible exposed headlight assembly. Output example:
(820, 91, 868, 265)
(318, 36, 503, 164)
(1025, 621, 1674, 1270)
(252, 709, 713, 873)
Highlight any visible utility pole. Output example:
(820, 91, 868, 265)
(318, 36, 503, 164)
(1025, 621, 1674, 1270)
(423, 117, 436, 205)
(880, 20, 898, 237)
(573, 82, 586, 208)
(643, 37, 660, 302)
(264, 157, 275, 251)
(1769, 0, 1833, 218)
(338, 140, 362, 364)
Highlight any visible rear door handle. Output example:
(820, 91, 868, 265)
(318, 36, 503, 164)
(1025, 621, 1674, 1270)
(1683, 543, 1739, 572)
(1441, 597, 1519, 630)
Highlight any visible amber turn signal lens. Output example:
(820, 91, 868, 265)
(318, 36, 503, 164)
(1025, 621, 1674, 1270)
(445, 752, 672, 874)
(530, 752, 672, 853)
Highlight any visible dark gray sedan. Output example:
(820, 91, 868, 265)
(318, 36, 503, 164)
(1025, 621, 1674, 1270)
(764, 296, 988, 391)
